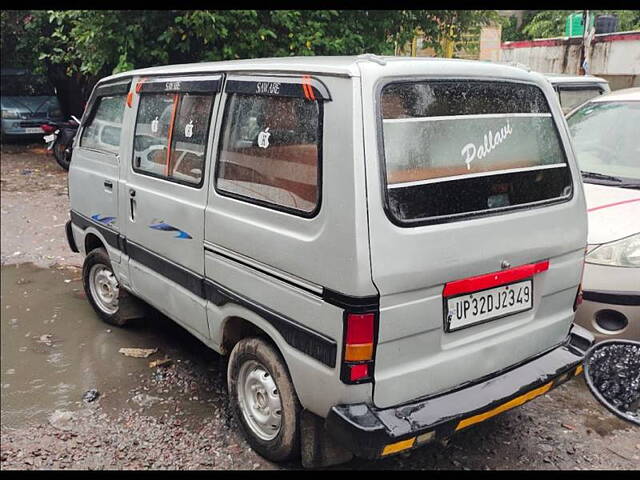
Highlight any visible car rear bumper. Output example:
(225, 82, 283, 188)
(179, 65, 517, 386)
(325, 324, 594, 459)
(575, 291, 640, 341)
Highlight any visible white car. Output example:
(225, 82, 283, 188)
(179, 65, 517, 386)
(566, 88, 640, 341)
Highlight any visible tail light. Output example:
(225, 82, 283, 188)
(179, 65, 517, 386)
(341, 312, 377, 384)
(41, 124, 56, 134)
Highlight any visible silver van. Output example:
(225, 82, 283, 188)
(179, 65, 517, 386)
(66, 55, 594, 466)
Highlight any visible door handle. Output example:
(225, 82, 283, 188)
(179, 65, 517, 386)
(129, 188, 136, 197)
(104, 180, 113, 189)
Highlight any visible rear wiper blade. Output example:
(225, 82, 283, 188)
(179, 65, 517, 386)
(581, 171, 622, 182)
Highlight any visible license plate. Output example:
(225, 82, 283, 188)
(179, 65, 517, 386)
(43, 134, 55, 143)
(445, 280, 533, 332)
(25, 127, 43, 134)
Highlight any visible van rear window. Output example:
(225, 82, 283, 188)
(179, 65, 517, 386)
(380, 80, 572, 225)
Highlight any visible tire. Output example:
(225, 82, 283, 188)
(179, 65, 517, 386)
(227, 337, 301, 462)
(82, 247, 130, 326)
(53, 141, 71, 170)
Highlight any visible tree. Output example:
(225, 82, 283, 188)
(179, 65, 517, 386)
(522, 10, 640, 39)
(1, 10, 503, 116)
(3, 10, 429, 115)
(418, 10, 499, 57)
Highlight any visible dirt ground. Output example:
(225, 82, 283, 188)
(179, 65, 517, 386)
(1, 142, 638, 470)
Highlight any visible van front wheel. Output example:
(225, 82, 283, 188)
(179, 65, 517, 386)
(82, 247, 129, 326)
(227, 337, 301, 462)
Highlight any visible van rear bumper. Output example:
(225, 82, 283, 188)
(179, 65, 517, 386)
(325, 324, 594, 459)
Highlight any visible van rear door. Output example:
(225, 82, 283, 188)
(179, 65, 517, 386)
(363, 75, 587, 409)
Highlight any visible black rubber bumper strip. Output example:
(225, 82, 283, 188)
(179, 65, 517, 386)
(65, 220, 79, 253)
(325, 326, 594, 459)
(582, 289, 640, 306)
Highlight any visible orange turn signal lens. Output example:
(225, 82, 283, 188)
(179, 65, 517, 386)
(345, 343, 373, 362)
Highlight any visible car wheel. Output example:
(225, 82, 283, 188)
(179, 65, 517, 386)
(227, 337, 301, 462)
(82, 247, 129, 326)
(53, 141, 71, 170)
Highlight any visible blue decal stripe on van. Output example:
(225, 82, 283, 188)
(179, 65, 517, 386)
(71, 211, 120, 250)
(91, 214, 116, 225)
(149, 222, 193, 239)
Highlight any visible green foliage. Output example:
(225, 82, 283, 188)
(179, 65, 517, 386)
(523, 10, 640, 39)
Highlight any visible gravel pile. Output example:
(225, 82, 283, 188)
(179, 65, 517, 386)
(586, 342, 640, 422)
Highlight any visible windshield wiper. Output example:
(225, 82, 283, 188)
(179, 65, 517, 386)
(619, 182, 640, 189)
(581, 171, 622, 183)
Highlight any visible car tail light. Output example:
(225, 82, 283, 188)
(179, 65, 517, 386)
(41, 124, 56, 134)
(341, 312, 377, 384)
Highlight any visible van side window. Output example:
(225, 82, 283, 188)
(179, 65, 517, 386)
(215, 94, 321, 215)
(80, 95, 126, 154)
(133, 92, 214, 186)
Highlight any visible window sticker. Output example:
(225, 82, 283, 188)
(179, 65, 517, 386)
(185, 119, 194, 138)
(151, 116, 159, 133)
(461, 120, 513, 170)
(258, 127, 271, 149)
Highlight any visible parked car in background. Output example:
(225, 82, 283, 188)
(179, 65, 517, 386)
(566, 87, 640, 341)
(545, 74, 610, 114)
(1, 68, 64, 142)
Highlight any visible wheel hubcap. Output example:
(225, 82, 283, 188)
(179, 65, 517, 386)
(88, 264, 119, 315)
(237, 360, 282, 441)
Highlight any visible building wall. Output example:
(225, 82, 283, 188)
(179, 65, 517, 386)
(501, 31, 640, 89)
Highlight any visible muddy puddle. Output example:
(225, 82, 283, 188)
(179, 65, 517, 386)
(1, 263, 228, 431)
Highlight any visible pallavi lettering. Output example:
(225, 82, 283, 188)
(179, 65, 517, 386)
(461, 120, 513, 170)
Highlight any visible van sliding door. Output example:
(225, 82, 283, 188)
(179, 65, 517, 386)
(122, 74, 222, 340)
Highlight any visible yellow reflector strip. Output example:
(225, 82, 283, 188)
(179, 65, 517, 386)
(456, 381, 553, 431)
(575, 365, 583, 376)
(381, 437, 416, 456)
(345, 343, 373, 361)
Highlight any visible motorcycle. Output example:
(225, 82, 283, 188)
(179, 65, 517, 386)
(41, 115, 80, 171)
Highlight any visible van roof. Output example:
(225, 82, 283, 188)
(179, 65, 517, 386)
(100, 55, 544, 85)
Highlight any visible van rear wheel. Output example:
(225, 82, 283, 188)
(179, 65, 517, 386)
(82, 247, 129, 326)
(227, 337, 301, 462)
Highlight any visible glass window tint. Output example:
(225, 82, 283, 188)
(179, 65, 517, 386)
(558, 88, 604, 114)
(133, 93, 174, 177)
(380, 80, 571, 224)
(168, 93, 214, 185)
(216, 94, 321, 214)
(133, 92, 214, 185)
(80, 95, 126, 154)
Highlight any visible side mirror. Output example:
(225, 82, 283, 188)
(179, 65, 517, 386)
(583, 340, 640, 426)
